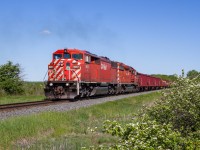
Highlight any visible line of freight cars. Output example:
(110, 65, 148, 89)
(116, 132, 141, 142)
(44, 48, 168, 99)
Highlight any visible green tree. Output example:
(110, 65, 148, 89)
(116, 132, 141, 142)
(187, 70, 199, 79)
(0, 61, 24, 95)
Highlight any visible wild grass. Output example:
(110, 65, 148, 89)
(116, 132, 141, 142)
(22, 82, 44, 96)
(0, 92, 161, 149)
(0, 95, 45, 105)
(0, 82, 45, 104)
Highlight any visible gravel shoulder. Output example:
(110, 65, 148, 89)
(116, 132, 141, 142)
(0, 91, 157, 120)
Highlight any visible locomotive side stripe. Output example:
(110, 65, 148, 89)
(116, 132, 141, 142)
(48, 70, 54, 80)
(57, 70, 64, 81)
(75, 73, 81, 81)
(49, 70, 53, 78)
(73, 73, 81, 81)
(56, 66, 62, 74)
(54, 59, 61, 66)
(71, 69, 81, 81)
(53, 66, 61, 80)
(54, 62, 61, 71)
(55, 67, 62, 79)
(54, 59, 58, 64)
(55, 71, 62, 80)
(71, 69, 81, 78)
(53, 59, 64, 72)
(49, 68, 55, 80)
(72, 71, 81, 80)
(72, 69, 81, 79)
(49, 59, 59, 78)
(53, 59, 65, 81)
(50, 70, 55, 79)
(48, 59, 61, 81)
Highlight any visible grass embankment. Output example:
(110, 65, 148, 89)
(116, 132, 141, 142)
(0, 95, 45, 105)
(0, 92, 161, 149)
(0, 82, 45, 105)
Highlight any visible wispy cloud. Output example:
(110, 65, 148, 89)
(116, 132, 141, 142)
(40, 29, 51, 35)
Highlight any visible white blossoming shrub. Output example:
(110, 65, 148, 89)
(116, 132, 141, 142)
(146, 76, 200, 136)
(102, 118, 197, 150)
(94, 77, 200, 149)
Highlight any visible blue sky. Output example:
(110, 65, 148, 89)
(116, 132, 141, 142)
(0, 0, 200, 81)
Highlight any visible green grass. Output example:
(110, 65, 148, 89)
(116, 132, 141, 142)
(22, 82, 44, 96)
(0, 81, 45, 105)
(0, 92, 161, 149)
(0, 95, 45, 105)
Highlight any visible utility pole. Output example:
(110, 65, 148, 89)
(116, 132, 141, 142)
(182, 69, 184, 78)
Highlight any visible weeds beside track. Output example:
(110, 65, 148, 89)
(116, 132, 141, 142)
(0, 91, 161, 149)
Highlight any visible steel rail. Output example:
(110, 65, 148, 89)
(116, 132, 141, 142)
(0, 100, 56, 111)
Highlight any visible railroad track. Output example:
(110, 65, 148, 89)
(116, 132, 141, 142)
(0, 91, 160, 120)
(0, 90, 160, 112)
(0, 100, 61, 111)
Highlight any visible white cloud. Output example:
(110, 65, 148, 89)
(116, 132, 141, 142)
(40, 29, 51, 35)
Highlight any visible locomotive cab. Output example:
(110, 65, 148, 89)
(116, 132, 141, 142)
(45, 49, 84, 99)
(48, 49, 84, 81)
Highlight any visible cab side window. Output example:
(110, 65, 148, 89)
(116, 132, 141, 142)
(64, 53, 71, 59)
(53, 54, 62, 59)
(85, 55, 91, 63)
(72, 54, 83, 60)
(91, 57, 100, 64)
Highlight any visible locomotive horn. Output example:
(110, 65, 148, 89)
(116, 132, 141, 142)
(64, 48, 68, 53)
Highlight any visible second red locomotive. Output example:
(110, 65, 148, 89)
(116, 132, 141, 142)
(44, 48, 168, 99)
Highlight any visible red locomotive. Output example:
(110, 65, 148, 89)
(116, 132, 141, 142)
(44, 48, 168, 99)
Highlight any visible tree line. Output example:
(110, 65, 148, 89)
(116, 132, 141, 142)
(152, 70, 200, 81)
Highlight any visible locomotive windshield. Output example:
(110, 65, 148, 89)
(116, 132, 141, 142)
(64, 53, 71, 59)
(72, 54, 83, 60)
(53, 54, 62, 59)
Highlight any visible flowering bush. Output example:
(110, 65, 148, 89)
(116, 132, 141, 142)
(102, 118, 197, 149)
(146, 76, 200, 135)
(94, 77, 200, 149)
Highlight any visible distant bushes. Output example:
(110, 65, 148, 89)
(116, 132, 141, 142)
(22, 82, 44, 96)
(152, 69, 200, 82)
(0, 81, 44, 97)
(152, 74, 178, 82)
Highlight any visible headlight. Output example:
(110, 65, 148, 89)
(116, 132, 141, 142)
(66, 83, 69, 86)
(49, 83, 53, 86)
(72, 60, 77, 64)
